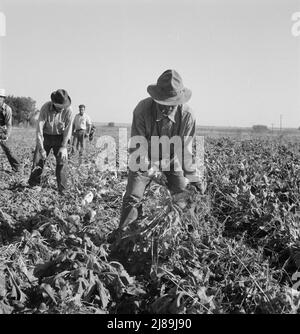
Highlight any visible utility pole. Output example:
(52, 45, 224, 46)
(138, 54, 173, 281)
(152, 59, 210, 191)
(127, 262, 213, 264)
(280, 114, 282, 132)
(271, 123, 274, 135)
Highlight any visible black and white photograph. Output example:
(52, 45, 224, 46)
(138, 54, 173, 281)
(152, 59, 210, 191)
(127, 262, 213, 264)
(0, 0, 300, 319)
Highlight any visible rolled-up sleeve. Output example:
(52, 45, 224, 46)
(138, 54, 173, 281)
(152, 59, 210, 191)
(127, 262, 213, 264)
(86, 115, 92, 133)
(36, 104, 47, 150)
(61, 108, 74, 147)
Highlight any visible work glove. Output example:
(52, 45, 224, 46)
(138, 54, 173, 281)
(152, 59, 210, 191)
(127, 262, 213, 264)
(58, 147, 68, 162)
(84, 133, 89, 138)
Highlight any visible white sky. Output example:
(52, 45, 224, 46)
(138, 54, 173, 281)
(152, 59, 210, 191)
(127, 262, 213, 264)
(0, 0, 299, 128)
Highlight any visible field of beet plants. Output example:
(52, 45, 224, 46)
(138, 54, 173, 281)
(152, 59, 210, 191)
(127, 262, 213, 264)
(1, 127, 300, 314)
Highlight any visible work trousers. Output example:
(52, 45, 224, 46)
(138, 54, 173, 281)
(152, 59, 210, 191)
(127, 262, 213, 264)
(119, 170, 187, 229)
(28, 134, 68, 192)
(73, 129, 86, 154)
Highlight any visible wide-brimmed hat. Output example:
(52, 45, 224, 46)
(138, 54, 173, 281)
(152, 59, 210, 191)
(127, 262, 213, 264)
(147, 69, 192, 105)
(51, 89, 71, 108)
(0, 89, 6, 98)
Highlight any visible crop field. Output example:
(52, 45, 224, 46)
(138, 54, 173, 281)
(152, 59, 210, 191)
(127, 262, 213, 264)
(0, 126, 300, 314)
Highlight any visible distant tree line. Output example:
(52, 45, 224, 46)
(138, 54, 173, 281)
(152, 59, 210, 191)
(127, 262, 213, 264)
(5, 95, 38, 126)
(252, 125, 269, 133)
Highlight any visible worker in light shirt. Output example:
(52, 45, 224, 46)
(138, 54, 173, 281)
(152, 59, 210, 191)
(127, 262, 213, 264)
(71, 104, 92, 155)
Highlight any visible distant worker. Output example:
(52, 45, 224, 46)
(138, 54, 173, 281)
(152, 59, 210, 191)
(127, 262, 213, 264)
(0, 89, 21, 173)
(28, 89, 73, 194)
(71, 104, 92, 155)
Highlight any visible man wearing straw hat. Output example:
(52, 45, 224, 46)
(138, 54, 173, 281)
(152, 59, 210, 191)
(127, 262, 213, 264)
(28, 89, 73, 194)
(0, 88, 21, 173)
(111, 69, 205, 240)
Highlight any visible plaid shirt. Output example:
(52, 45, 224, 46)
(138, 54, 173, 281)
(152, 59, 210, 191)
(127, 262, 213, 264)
(36, 101, 73, 149)
(129, 97, 201, 182)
